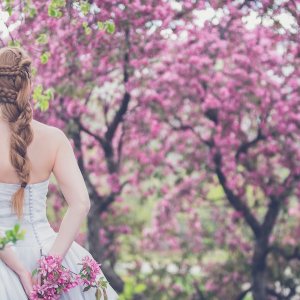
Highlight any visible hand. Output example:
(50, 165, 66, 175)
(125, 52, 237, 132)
(35, 271, 43, 286)
(18, 270, 34, 299)
(31, 267, 43, 286)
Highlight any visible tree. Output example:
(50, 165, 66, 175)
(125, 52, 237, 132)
(1, 0, 188, 296)
(140, 1, 300, 299)
(2, 1, 299, 299)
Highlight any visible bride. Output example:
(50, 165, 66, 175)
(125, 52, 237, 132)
(0, 46, 119, 299)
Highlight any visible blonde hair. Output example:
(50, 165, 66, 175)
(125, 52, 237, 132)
(0, 46, 33, 220)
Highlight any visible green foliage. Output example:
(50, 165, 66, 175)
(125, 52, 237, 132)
(82, 21, 92, 35)
(23, 0, 37, 18)
(31, 268, 38, 277)
(122, 252, 204, 299)
(32, 84, 54, 111)
(0, 223, 26, 250)
(3, 0, 36, 18)
(94, 276, 109, 300)
(79, 0, 91, 15)
(31, 66, 38, 78)
(207, 184, 225, 202)
(244, 293, 253, 300)
(97, 21, 116, 34)
(40, 51, 51, 64)
(4, 0, 14, 16)
(36, 33, 49, 45)
(83, 20, 116, 35)
(48, 0, 66, 18)
(118, 276, 146, 300)
(8, 40, 21, 47)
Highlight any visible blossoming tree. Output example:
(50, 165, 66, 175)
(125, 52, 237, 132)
(140, 1, 300, 299)
(1, 0, 300, 299)
(1, 0, 190, 296)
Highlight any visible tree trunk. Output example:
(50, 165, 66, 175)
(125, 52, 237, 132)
(251, 196, 284, 300)
(213, 151, 283, 300)
(71, 125, 124, 293)
(252, 240, 268, 300)
(87, 208, 124, 293)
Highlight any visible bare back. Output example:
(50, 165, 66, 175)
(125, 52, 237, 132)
(0, 119, 57, 184)
(0, 118, 90, 209)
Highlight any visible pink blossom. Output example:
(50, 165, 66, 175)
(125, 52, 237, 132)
(30, 254, 106, 299)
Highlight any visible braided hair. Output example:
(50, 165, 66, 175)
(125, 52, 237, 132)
(0, 46, 33, 220)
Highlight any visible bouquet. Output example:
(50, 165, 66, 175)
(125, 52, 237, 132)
(29, 254, 109, 300)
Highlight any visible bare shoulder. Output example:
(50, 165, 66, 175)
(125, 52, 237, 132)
(35, 120, 90, 210)
(31, 119, 67, 144)
(28, 120, 71, 176)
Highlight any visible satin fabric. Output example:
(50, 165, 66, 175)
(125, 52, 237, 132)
(0, 179, 119, 300)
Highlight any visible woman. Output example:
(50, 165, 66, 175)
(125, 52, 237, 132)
(0, 46, 119, 299)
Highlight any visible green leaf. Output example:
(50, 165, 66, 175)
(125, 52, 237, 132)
(103, 288, 108, 300)
(83, 285, 91, 292)
(48, 0, 65, 18)
(40, 51, 51, 64)
(97, 21, 116, 34)
(7, 7, 12, 16)
(97, 21, 105, 30)
(29, 7, 37, 18)
(8, 40, 21, 47)
(32, 84, 54, 112)
(13, 223, 20, 233)
(82, 21, 92, 35)
(40, 100, 49, 111)
(134, 283, 146, 293)
(36, 33, 48, 45)
(31, 268, 38, 277)
(0, 223, 26, 249)
(80, 1, 90, 15)
(31, 66, 37, 77)
(105, 21, 115, 34)
(48, 6, 57, 17)
(95, 288, 102, 300)
(4, 0, 13, 16)
(23, 1, 37, 18)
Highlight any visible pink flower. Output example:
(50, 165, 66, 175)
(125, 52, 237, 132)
(107, 173, 121, 193)
(30, 254, 107, 300)
(78, 255, 102, 285)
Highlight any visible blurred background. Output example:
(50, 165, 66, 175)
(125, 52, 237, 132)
(0, 1, 299, 299)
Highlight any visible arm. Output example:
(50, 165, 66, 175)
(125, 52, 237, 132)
(0, 241, 35, 297)
(0, 244, 28, 276)
(46, 128, 91, 259)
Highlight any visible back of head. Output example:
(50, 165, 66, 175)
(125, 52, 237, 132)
(0, 46, 34, 220)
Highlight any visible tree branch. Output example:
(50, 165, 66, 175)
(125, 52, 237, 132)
(77, 121, 106, 148)
(269, 245, 300, 261)
(105, 26, 131, 143)
(214, 151, 261, 237)
(235, 128, 265, 161)
(98, 179, 129, 213)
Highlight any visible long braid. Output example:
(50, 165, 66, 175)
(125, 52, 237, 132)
(0, 46, 33, 220)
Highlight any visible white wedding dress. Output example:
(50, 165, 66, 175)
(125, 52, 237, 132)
(0, 178, 119, 299)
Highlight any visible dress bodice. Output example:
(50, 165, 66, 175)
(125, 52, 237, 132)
(0, 178, 52, 250)
(0, 178, 120, 299)
(0, 178, 50, 226)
